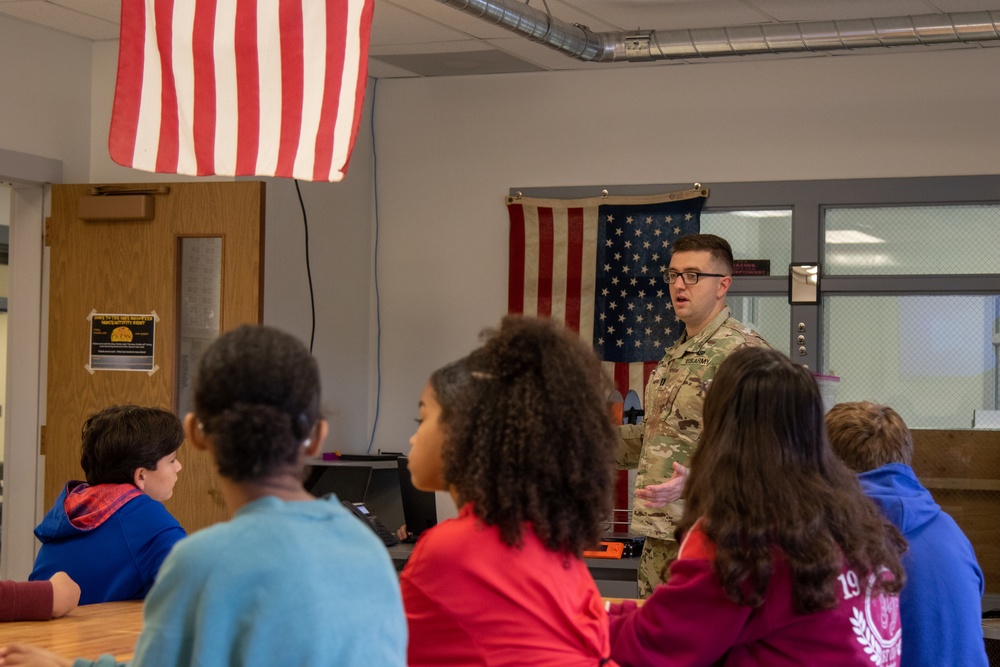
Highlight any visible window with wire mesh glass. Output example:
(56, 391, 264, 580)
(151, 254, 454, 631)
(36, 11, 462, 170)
(823, 203, 1000, 604)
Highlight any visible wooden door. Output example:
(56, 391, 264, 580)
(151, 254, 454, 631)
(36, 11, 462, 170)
(45, 182, 264, 534)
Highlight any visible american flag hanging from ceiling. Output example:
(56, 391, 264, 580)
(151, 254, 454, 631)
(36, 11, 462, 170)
(109, 0, 374, 182)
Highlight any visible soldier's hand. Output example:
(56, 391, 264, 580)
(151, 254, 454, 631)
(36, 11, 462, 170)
(635, 462, 689, 507)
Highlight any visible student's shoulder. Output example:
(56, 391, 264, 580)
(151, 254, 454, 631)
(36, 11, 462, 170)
(677, 523, 717, 561)
(116, 493, 185, 532)
(408, 514, 484, 564)
(158, 520, 228, 566)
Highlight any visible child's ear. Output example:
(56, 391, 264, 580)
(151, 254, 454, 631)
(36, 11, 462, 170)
(133, 467, 147, 491)
(306, 419, 329, 457)
(184, 413, 209, 451)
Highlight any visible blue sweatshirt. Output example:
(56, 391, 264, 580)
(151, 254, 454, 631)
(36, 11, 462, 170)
(858, 463, 987, 667)
(30, 482, 186, 604)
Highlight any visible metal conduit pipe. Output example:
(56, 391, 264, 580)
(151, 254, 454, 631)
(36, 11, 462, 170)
(436, 0, 615, 60)
(436, 1, 1000, 62)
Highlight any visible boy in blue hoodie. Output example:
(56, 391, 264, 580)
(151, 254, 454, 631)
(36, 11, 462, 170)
(29, 405, 187, 604)
(826, 401, 987, 667)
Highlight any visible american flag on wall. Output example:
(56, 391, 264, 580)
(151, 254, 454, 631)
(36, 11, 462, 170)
(507, 188, 708, 528)
(109, 0, 374, 182)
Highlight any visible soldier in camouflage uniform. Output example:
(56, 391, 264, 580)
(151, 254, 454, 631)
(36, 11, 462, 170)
(618, 234, 770, 598)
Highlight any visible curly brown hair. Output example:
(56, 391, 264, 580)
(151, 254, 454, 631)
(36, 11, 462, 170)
(678, 347, 907, 613)
(432, 316, 616, 557)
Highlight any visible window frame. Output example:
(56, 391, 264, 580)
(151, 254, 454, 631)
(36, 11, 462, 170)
(513, 176, 1000, 371)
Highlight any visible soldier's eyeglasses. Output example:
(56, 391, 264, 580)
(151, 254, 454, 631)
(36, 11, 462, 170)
(664, 271, 727, 285)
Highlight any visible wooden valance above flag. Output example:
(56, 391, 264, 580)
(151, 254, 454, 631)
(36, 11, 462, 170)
(109, 0, 374, 182)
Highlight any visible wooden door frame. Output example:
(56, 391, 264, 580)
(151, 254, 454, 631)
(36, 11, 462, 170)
(0, 181, 47, 580)
(0, 148, 61, 579)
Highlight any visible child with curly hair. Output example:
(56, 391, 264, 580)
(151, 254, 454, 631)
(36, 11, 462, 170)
(401, 315, 619, 666)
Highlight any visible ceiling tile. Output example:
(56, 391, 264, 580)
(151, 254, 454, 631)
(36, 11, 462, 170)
(372, 49, 546, 77)
(558, 0, 773, 30)
(371, 40, 492, 56)
(367, 58, 422, 79)
(381, 0, 522, 40)
(0, 1, 118, 39)
(372, 1, 473, 46)
(51, 0, 119, 23)
(744, 0, 942, 22)
(924, 0, 1000, 10)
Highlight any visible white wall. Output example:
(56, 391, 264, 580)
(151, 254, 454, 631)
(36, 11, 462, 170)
(367, 46, 1000, 453)
(0, 17, 92, 182)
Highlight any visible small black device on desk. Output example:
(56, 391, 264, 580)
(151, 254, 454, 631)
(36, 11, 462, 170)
(341, 499, 399, 546)
(397, 456, 438, 542)
(603, 535, 645, 558)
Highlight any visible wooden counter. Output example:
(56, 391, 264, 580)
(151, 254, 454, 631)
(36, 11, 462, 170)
(0, 600, 142, 661)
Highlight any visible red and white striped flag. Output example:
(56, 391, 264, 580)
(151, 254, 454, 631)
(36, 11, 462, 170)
(109, 0, 374, 182)
(506, 189, 708, 529)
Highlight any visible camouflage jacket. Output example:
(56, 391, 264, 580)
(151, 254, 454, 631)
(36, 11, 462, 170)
(618, 307, 770, 540)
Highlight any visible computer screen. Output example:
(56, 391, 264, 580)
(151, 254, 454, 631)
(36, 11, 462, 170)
(304, 464, 372, 503)
(397, 456, 437, 537)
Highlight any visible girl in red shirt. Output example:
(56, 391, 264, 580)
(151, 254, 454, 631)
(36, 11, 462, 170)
(401, 316, 619, 667)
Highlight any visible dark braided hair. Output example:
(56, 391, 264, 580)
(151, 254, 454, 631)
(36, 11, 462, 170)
(678, 347, 906, 613)
(193, 325, 320, 482)
(435, 316, 616, 557)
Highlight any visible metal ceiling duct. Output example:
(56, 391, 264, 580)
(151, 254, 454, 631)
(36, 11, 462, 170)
(436, 0, 1000, 62)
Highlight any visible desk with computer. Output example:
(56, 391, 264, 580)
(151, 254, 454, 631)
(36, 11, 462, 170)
(305, 455, 641, 598)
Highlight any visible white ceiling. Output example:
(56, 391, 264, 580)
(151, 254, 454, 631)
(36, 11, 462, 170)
(0, 0, 997, 78)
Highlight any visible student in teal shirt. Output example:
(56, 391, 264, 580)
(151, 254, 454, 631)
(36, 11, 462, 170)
(1, 325, 406, 667)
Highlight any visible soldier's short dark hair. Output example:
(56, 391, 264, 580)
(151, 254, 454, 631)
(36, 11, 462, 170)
(671, 233, 734, 275)
(825, 401, 914, 472)
(431, 316, 616, 557)
(80, 405, 184, 485)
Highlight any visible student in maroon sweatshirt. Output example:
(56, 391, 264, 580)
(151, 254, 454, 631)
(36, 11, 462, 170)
(609, 347, 908, 667)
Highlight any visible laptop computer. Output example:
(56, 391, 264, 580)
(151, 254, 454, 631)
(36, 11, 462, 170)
(397, 456, 438, 541)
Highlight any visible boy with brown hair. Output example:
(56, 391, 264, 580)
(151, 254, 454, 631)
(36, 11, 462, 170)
(826, 401, 987, 667)
(29, 405, 187, 604)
